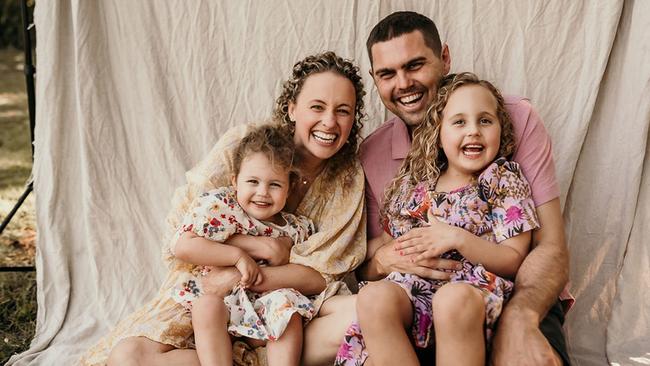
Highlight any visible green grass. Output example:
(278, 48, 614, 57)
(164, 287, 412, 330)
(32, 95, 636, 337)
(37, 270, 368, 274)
(0, 46, 37, 363)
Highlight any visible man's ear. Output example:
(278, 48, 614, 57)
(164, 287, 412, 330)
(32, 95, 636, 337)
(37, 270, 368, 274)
(441, 43, 451, 75)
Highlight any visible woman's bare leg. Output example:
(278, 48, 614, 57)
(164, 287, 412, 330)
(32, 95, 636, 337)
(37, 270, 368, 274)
(266, 313, 303, 366)
(432, 283, 486, 366)
(108, 336, 200, 366)
(302, 295, 357, 366)
(357, 281, 418, 366)
(192, 293, 232, 366)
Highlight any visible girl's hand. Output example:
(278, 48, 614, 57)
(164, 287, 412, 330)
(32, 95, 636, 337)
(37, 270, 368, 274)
(235, 253, 263, 288)
(395, 217, 463, 262)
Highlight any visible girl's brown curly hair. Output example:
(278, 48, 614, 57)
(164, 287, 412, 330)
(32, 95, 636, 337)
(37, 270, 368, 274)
(273, 51, 366, 185)
(381, 72, 516, 221)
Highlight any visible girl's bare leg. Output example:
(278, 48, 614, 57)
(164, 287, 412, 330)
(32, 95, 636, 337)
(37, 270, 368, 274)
(108, 337, 200, 366)
(266, 313, 303, 366)
(432, 283, 486, 366)
(357, 281, 418, 366)
(302, 295, 357, 366)
(192, 293, 232, 366)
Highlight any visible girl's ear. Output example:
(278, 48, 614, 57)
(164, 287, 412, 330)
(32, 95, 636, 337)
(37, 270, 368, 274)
(231, 174, 237, 188)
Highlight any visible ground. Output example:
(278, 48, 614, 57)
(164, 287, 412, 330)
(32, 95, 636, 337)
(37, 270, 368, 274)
(0, 46, 37, 364)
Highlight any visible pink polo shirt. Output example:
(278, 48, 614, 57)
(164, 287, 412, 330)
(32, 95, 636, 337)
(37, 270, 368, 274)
(360, 95, 573, 310)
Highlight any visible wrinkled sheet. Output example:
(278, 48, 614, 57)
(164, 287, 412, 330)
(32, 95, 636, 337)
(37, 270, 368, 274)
(8, 1, 650, 365)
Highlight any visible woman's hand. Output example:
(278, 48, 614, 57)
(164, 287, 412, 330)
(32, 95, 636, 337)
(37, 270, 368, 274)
(262, 236, 292, 266)
(235, 252, 263, 288)
(200, 266, 242, 298)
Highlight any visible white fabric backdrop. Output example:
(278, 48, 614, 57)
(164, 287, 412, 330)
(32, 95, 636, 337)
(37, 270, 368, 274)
(8, 1, 650, 365)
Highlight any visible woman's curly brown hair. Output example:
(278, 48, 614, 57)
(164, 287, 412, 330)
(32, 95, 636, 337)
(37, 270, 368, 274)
(381, 72, 516, 221)
(273, 51, 366, 185)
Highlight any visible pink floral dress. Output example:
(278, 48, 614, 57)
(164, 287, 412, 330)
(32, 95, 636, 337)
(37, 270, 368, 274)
(335, 159, 539, 365)
(170, 186, 317, 342)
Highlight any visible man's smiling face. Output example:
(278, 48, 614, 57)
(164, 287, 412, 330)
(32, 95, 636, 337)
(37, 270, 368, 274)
(370, 30, 450, 127)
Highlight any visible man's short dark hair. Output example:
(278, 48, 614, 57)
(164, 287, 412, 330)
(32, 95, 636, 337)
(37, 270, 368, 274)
(366, 11, 443, 66)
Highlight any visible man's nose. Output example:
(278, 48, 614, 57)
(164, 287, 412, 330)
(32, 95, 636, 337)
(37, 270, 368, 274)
(396, 71, 414, 90)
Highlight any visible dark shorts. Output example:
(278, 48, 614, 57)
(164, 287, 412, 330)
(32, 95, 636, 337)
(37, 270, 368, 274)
(415, 301, 570, 365)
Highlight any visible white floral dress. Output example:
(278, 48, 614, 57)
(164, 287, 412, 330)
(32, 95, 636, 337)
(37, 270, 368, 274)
(170, 186, 316, 341)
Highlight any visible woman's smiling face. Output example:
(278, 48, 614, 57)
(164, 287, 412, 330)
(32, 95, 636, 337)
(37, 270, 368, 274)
(288, 71, 356, 167)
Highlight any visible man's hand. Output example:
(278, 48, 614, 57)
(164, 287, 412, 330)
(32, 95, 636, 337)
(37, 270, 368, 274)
(200, 266, 242, 298)
(490, 307, 562, 366)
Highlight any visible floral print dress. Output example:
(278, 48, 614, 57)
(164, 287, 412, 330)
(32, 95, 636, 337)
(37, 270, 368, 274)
(170, 186, 317, 341)
(335, 159, 539, 365)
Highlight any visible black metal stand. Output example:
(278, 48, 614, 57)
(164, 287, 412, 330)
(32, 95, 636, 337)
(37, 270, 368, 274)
(0, 0, 36, 272)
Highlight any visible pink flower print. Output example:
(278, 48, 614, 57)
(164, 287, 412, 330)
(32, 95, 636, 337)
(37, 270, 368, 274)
(505, 206, 523, 224)
(210, 218, 221, 227)
(337, 342, 352, 359)
(264, 227, 273, 236)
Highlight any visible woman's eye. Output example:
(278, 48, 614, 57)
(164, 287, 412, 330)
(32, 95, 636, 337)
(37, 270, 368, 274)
(337, 109, 351, 115)
(310, 105, 324, 111)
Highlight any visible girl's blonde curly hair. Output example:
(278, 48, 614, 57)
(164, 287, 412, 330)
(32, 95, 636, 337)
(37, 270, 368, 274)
(273, 51, 366, 186)
(380, 72, 516, 222)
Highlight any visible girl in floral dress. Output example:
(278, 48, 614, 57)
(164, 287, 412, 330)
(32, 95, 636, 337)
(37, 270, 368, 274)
(134, 124, 316, 366)
(336, 72, 540, 366)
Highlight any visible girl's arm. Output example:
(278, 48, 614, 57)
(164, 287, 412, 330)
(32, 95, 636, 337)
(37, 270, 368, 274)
(174, 231, 246, 267)
(396, 219, 530, 279)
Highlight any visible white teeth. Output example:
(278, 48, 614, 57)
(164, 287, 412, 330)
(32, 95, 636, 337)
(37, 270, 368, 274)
(312, 131, 337, 142)
(399, 93, 423, 104)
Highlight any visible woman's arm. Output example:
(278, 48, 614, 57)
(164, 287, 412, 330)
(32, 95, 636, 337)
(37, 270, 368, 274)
(225, 234, 293, 266)
(174, 231, 245, 266)
(247, 264, 326, 296)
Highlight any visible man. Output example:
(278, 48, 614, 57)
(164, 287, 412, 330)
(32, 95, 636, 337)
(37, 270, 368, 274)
(355, 11, 571, 366)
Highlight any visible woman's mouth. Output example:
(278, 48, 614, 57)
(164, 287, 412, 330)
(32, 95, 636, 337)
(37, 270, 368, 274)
(312, 131, 338, 145)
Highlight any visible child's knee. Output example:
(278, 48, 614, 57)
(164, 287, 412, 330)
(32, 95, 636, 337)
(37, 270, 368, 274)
(432, 283, 485, 326)
(357, 281, 410, 320)
(192, 294, 228, 320)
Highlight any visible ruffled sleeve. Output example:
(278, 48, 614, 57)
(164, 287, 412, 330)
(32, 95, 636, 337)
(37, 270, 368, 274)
(170, 187, 245, 257)
(478, 158, 540, 243)
(289, 160, 367, 285)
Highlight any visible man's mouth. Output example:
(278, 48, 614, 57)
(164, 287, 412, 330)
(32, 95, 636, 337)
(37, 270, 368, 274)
(312, 131, 338, 144)
(461, 144, 485, 157)
(397, 92, 424, 106)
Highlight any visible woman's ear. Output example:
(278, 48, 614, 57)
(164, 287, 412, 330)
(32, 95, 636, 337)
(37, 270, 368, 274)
(288, 102, 296, 122)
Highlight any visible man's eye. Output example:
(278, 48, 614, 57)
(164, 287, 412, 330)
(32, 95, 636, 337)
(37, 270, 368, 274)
(407, 63, 423, 71)
(378, 72, 394, 80)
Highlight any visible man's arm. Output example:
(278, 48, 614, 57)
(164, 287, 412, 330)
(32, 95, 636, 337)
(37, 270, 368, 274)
(491, 198, 569, 365)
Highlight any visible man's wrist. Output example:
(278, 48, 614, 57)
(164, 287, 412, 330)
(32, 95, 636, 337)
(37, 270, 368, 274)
(500, 301, 543, 326)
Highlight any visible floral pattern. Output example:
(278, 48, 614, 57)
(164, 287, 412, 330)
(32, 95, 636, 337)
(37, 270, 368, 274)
(335, 159, 539, 365)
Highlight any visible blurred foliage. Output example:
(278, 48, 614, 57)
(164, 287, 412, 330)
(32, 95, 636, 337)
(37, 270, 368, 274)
(0, 0, 35, 50)
(0, 272, 37, 364)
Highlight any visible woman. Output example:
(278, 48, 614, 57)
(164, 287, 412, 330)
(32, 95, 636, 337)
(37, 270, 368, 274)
(80, 51, 366, 366)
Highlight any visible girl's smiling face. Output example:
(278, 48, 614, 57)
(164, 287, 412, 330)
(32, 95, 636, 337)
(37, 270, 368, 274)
(232, 152, 290, 221)
(288, 71, 356, 168)
(439, 84, 502, 179)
